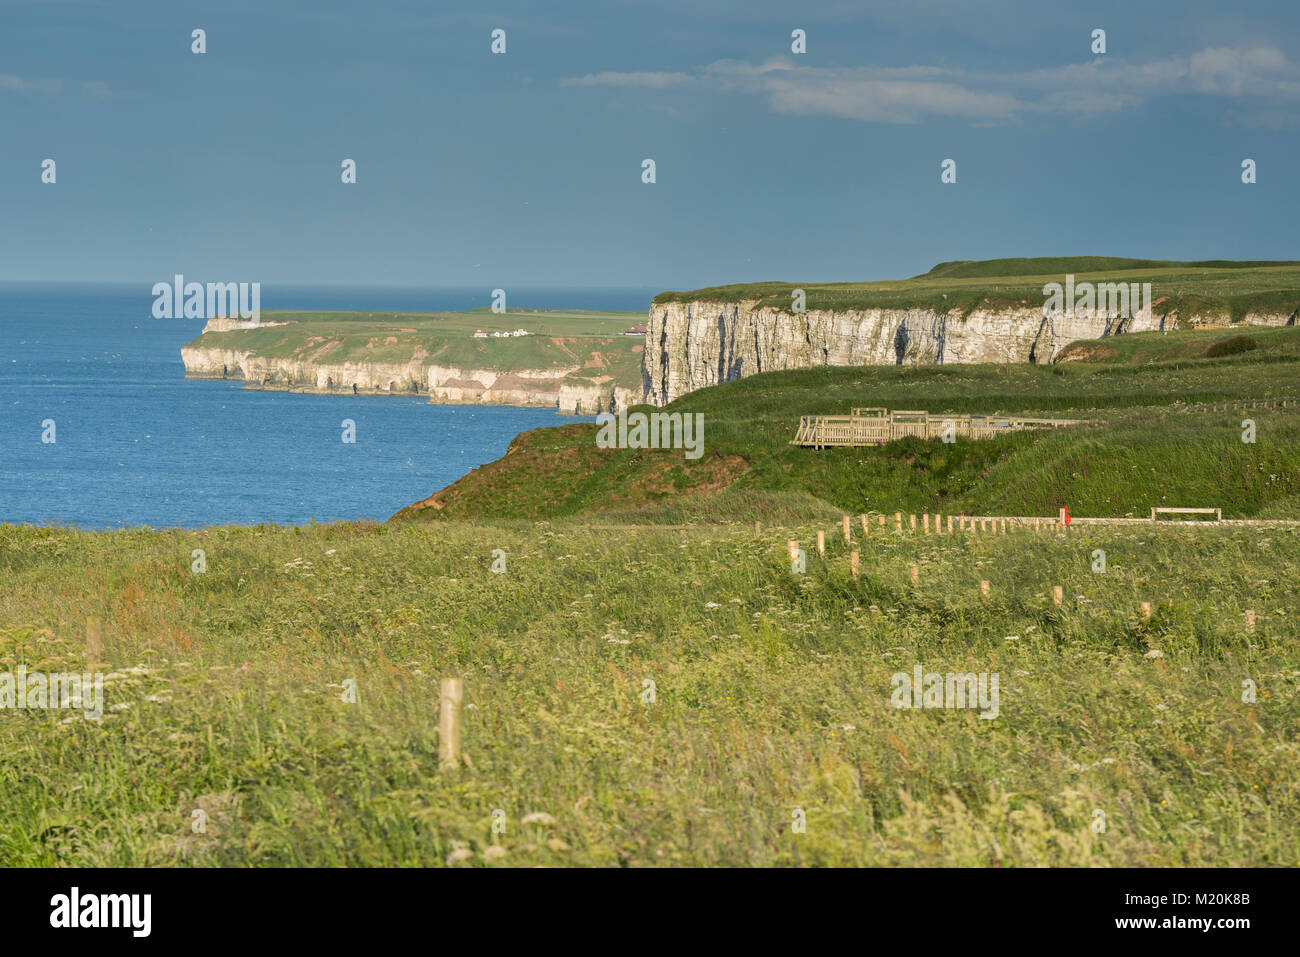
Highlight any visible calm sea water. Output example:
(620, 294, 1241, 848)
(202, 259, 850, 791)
(0, 284, 655, 529)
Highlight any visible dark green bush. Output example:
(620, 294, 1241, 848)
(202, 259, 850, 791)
(1205, 335, 1258, 358)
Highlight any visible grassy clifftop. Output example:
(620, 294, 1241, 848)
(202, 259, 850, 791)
(185, 308, 645, 386)
(652, 257, 1300, 321)
(916, 256, 1300, 280)
(397, 325, 1300, 523)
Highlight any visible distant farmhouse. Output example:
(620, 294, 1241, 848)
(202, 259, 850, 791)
(474, 328, 530, 338)
(624, 324, 647, 336)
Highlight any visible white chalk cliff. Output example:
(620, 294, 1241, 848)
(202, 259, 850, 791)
(182, 322, 637, 415)
(642, 299, 1297, 405)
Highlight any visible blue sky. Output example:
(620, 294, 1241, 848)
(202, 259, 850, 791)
(2, 0, 1298, 290)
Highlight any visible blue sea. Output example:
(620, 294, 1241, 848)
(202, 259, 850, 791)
(0, 284, 655, 529)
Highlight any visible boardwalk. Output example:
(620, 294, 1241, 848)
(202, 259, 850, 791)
(791, 407, 1084, 448)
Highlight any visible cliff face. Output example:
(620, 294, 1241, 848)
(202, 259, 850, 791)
(642, 300, 1296, 405)
(182, 324, 637, 415)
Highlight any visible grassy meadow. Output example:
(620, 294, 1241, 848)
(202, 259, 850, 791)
(654, 257, 1300, 321)
(2, 518, 1296, 866)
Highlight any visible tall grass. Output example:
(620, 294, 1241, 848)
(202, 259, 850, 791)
(1, 519, 1295, 866)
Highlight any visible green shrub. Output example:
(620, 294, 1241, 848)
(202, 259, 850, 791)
(1205, 335, 1258, 358)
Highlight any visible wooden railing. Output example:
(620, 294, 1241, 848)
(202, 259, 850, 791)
(791, 408, 1084, 448)
(1183, 397, 1298, 414)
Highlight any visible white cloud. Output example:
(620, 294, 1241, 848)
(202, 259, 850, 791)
(704, 59, 1023, 123)
(559, 71, 694, 89)
(81, 80, 118, 99)
(0, 73, 60, 95)
(560, 46, 1300, 125)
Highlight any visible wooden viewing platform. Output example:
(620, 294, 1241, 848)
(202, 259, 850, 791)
(791, 407, 1084, 448)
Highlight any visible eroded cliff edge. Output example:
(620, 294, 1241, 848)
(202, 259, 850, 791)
(182, 314, 642, 415)
(642, 299, 1296, 406)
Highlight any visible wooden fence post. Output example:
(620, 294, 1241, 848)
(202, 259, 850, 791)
(910, 514, 917, 532)
(787, 540, 798, 561)
(851, 551, 860, 579)
(1052, 586, 1063, 606)
(980, 580, 990, 598)
(843, 515, 851, 542)
(909, 566, 919, 586)
(895, 512, 902, 533)
(439, 678, 464, 771)
(861, 514, 868, 535)
(817, 530, 825, 556)
(1245, 609, 1256, 633)
(86, 617, 103, 667)
(1140, 602, 1151, 619)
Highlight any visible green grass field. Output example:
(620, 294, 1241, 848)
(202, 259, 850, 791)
(654, 257, 1300, 322)
(2, 519, 1295, 866)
